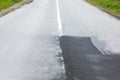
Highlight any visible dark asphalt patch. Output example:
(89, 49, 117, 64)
(60, 36, 120, 80)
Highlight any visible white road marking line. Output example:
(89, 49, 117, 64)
(56, 1, 66, 78)
(56, 0, 63, 36)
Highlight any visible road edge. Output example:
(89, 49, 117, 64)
(85, 0, 120, 20)
(0, 0, 32, 17)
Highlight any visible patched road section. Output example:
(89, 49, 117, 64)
(60, 36, 120, 80)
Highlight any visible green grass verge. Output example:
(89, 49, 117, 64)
(86, 0, 120, 19)
(0, 0, 21, 11)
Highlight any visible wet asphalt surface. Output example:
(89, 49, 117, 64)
(60, 36, 120, 80)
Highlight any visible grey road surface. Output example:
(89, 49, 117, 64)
(0, 0, 120, 80)
(59, 0, 120, 54)
(58, 0, 120, 80)
(60, 36, 120, 80)
(0, 0, 64, 80)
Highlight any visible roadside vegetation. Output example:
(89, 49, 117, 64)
(0, 0, 21, 11)
(86, 0, 120, 19)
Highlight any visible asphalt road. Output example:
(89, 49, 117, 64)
(0, 0, 64, 80)
(58, 0, 120, 80)
(59, 0, 120, 54)
(0, 0, 120, 80)
(60, 36, 120, 80)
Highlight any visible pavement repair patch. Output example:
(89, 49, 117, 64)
(60, 36, 120, 80)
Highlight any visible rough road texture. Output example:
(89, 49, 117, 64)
(59, 0, 120, 54)
(0, 0, 65, 80)
(60, 36, 120, 80)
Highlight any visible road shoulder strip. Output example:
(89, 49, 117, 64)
(0, 0, 32, 17)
